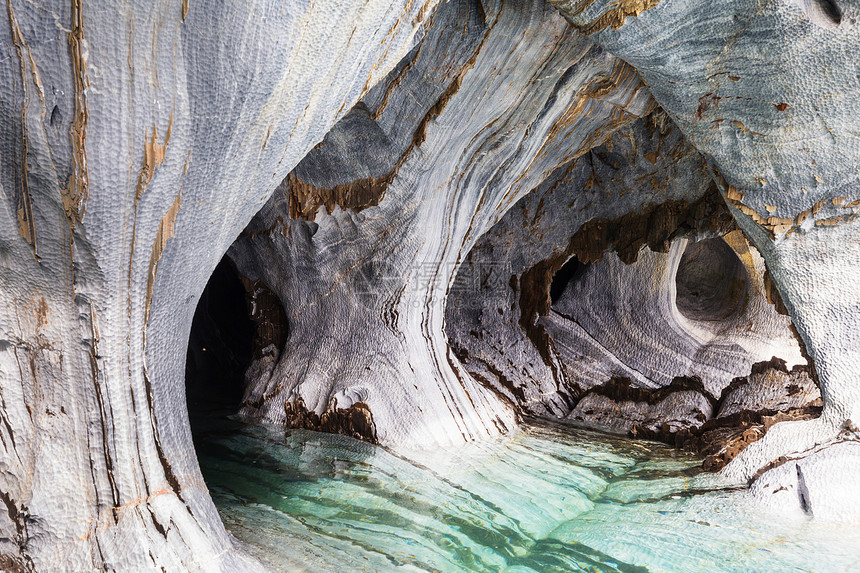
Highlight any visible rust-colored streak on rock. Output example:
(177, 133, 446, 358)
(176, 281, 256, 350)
(674, 359, 821, 472)
(129, 117, 175, 315)
(554, 0, 662, 35)
(570, 184, 735, 265)
(66, 0, 90, 225)
(412, 35, 483, 150)
(136, 116, 174, 203)
(287, 19, 490, 221)
(584, 59, 637, 101)
(720, 185, 773, 235)
(287, 172, 392, 221)
(762, 268, 789, 315)
(531, 61, 648, 173)
(721, 184, 858, 238)
(284, 398, 378, 444)
(7, 0, 37, 255)
(34, 296, 48, 332)
(144, 190, 182, 325)
(694, 93, 720, 120)
(0, 553, 29, 573)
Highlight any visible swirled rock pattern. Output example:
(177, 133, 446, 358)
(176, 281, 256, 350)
(548, 235, 804, 397)
(1, 0, 859, 568)
(447, 114, 802, 416)
(228, 0, 653, 448)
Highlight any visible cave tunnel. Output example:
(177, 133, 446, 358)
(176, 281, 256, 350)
(2, 0, 857, 567)
(185, 255, 289, 433)
(185, 256, 256, 424)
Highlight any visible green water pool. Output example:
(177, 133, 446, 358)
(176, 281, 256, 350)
(194, 418, 860, 572)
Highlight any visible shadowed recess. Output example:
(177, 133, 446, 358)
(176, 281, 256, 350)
(801, 0, 843, 28)
(675, 238, 749, 322)
(550, 256, 587, 304)
(185, 256, 257, 418)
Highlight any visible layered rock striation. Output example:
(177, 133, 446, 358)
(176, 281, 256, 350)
(548, 0, 860, 518)
(228, 0, 653, 448)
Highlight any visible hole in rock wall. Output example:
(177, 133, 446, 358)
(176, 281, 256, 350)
(549, 256, 587, 304)
(801, 0, 843, 28)
(675, 238, 749, 322)
(185, 255, 287, 425)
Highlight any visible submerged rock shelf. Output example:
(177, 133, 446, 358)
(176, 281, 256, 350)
(196, 419, 860, 572)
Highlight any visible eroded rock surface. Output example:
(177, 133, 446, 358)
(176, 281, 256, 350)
(548, 235, 804, 397)
(1, 0, 859, 568)
(229, 0, 653, 448)
(446, 114, 724, 417)
(569, 376, 715, 435)
(683, 359, 822, 472)
(548, 0, 860, 519)
(717, 359, 821, 419)
(0, 0, 435, 568)
(447, 114, 804, 426)
(565, 359, 822, 474)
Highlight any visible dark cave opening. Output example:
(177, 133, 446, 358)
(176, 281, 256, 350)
(185, 256, 256, 420)
(550, 256, 587, 304)
(675, 238, 749, 322)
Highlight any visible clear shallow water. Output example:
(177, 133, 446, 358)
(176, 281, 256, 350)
(194, 418, 860, 572)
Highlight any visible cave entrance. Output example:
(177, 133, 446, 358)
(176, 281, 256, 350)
(550, 255, 587, 304)
(185, 256, 257, 425)
(675, 237, 749, 322)
(185, 255, 288, 435)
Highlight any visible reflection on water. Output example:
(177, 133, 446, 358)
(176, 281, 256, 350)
(194, 418, 860, 572)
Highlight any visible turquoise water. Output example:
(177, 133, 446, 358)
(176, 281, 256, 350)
(194, 418, 860, 572)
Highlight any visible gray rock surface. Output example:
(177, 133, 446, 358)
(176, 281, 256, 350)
(718, 363, 821, 419)
(1, 0, 859, 568)
(548, 235, 804, 397)
(750, 436, 860, 521)
(446, 115, 719, 417)
(570, 387, 713, 435)
(0, 0, 434, 568)
(447, 115, 803, 422)
(549, 0, 860, 519)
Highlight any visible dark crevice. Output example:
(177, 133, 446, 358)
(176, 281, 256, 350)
(185, 256, 259, 421)
(549, 256, 586, 304)
(806, 0, 842, 28)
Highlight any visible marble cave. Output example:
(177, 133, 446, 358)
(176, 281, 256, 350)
(2, 0, 860, 570)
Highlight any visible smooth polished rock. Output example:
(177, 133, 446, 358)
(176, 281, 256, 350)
(750, 438, 860, 522)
